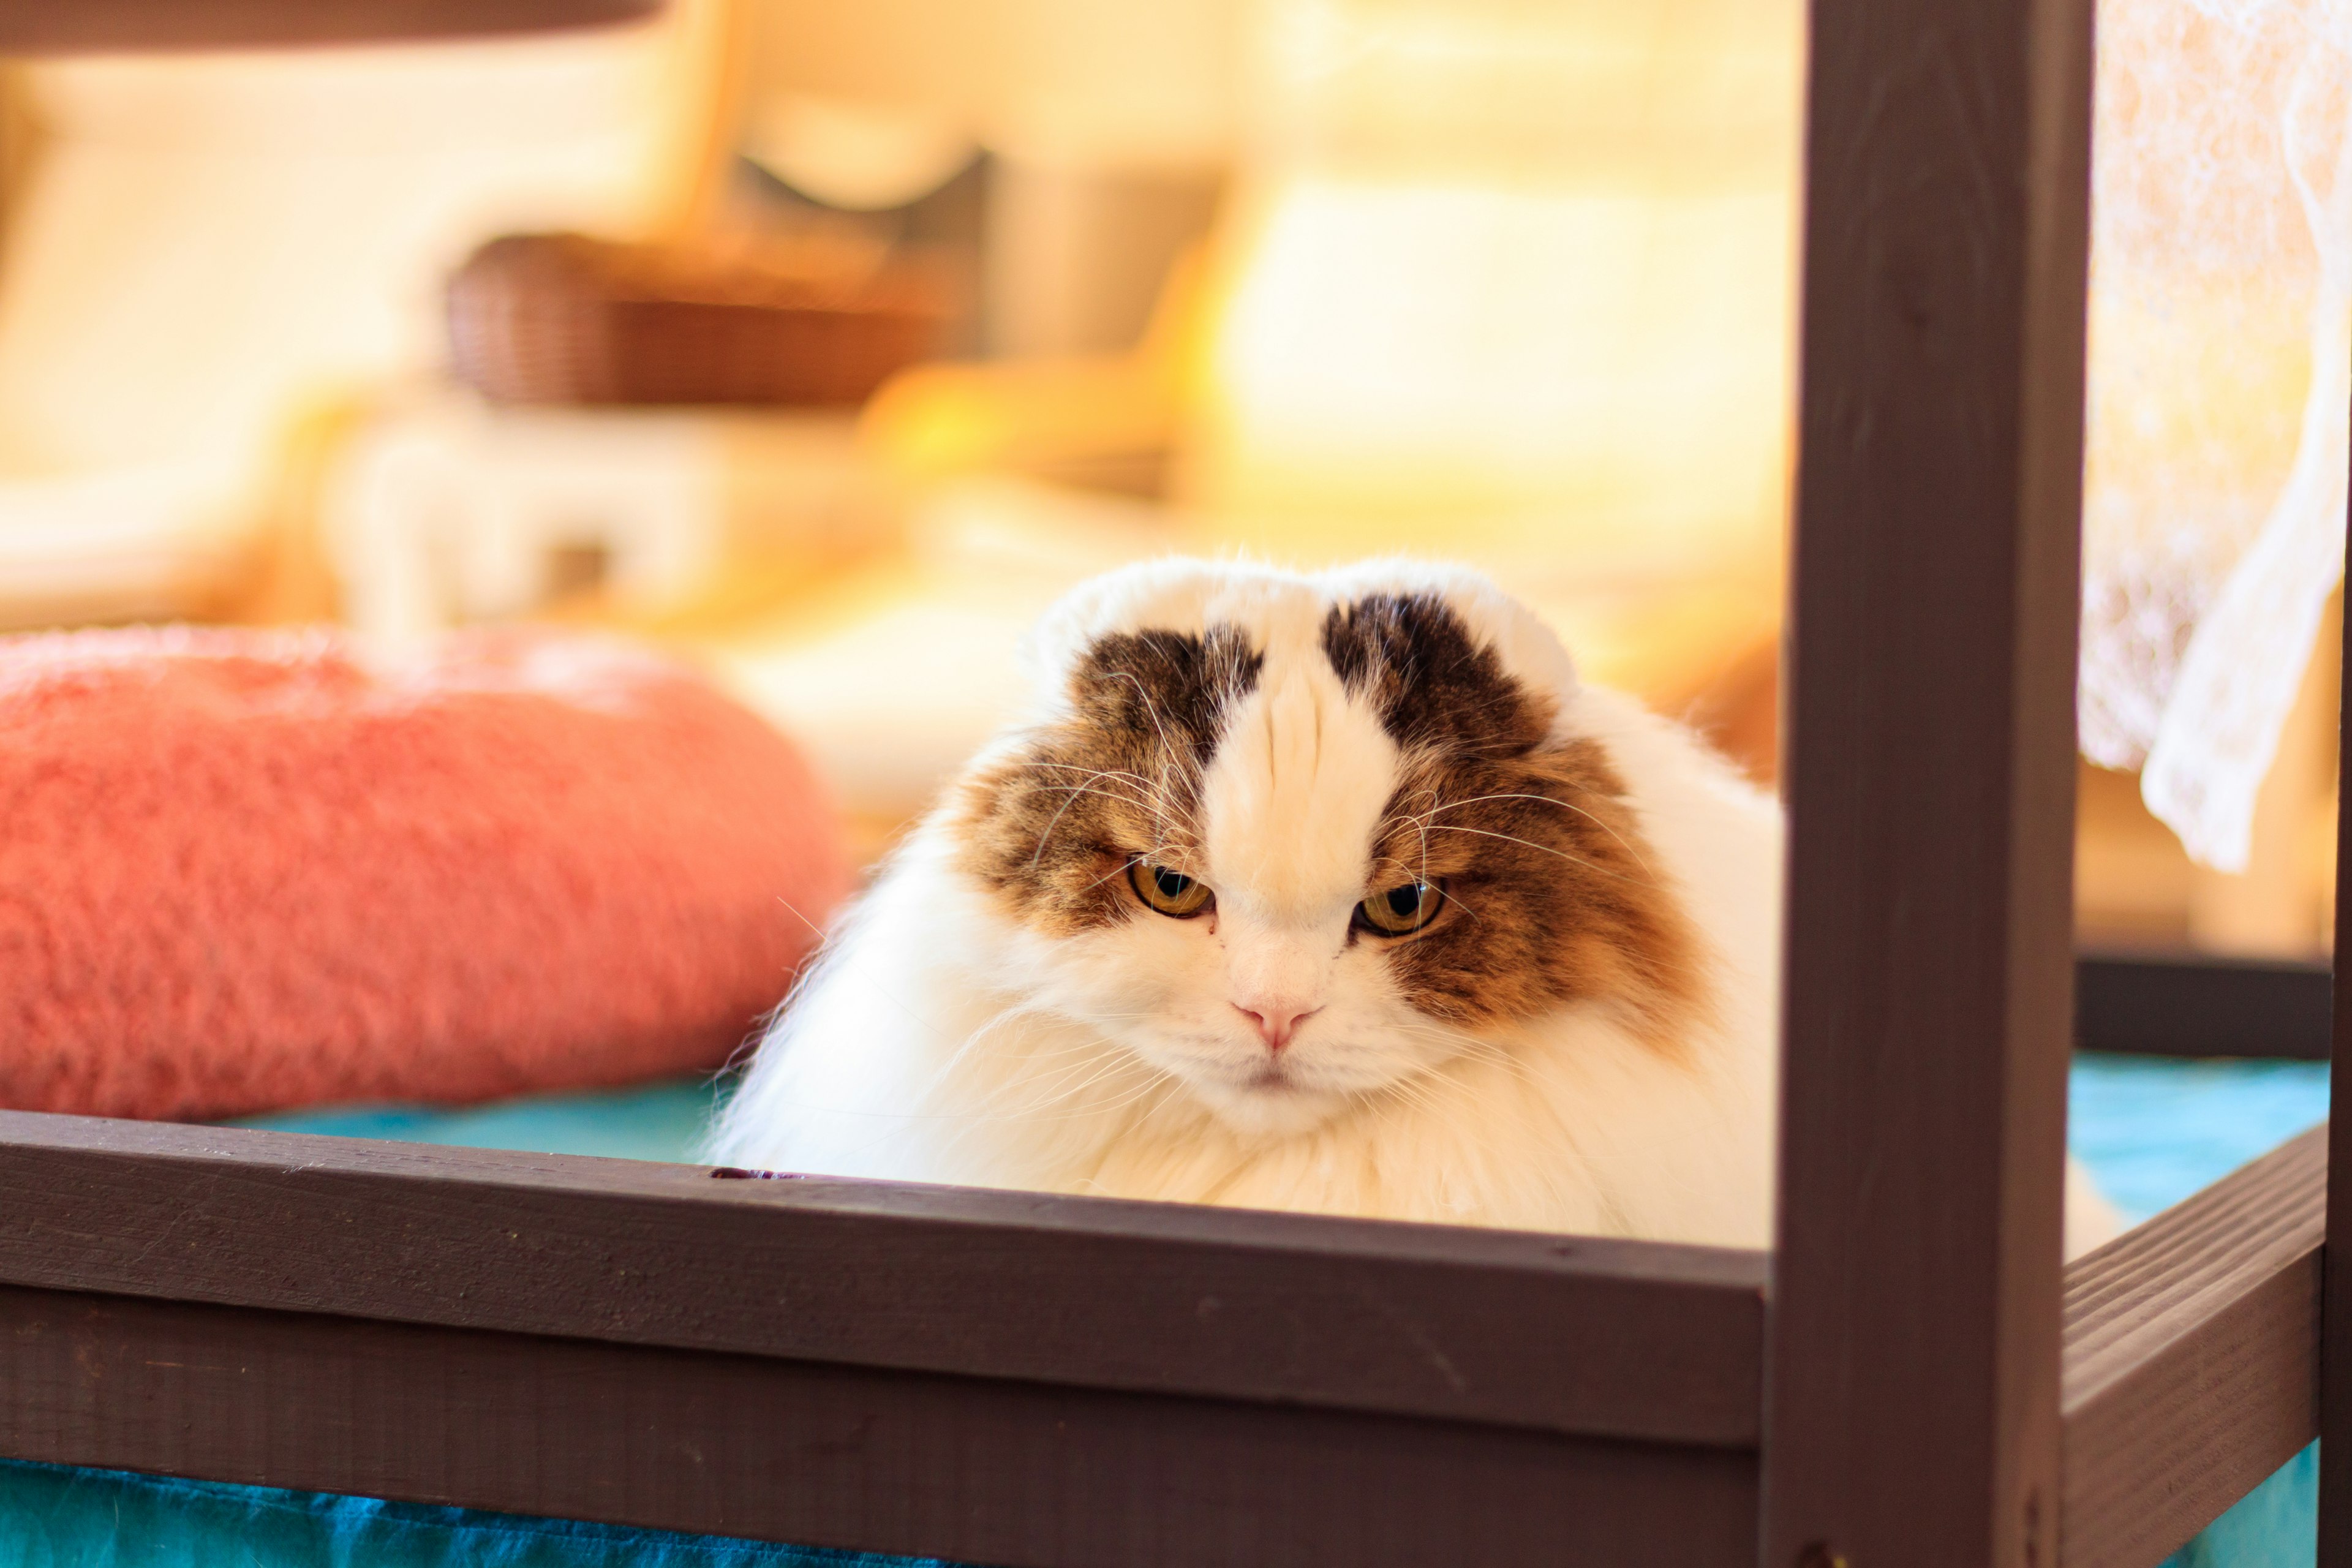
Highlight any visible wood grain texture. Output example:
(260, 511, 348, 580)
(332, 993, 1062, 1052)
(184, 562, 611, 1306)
(0, 1283, 1757, 1568)
(0, 1111, 1765, 1447)
(2061, 1125, 2325, 1568)
(1763, 0, 2096, 1563)
(0, 0, 660, 50)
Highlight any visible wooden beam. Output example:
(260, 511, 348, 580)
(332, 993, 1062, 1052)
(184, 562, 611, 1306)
(0, 1283, 1756, 1568)
(2075, 951, 2331, 1060)
(0, 0, 662, 50)
(2060, 1125, 2324, 1568)
(2318, 458, 2352, 1562)
(1762, 0, 2096, 1562)
(0, 1111, 1765, 1449)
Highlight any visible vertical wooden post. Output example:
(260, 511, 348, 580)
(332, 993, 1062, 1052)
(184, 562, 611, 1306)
(2318, 425, 2352, 1561)
(1761, 0, 2095, 1563)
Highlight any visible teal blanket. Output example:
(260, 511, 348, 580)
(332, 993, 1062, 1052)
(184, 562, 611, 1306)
(0, 1057, 2328, 1567)
(0, 1463, 950, 1568)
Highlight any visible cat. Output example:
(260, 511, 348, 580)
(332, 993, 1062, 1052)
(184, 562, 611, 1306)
(715, 557, 2118, 1256)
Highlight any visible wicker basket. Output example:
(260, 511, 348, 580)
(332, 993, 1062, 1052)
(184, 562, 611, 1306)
(447, 233, 952, 407)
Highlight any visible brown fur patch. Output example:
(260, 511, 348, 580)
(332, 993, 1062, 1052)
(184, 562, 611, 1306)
(1324, 593, 1706, 1043)
(954, 625, 1262, 934)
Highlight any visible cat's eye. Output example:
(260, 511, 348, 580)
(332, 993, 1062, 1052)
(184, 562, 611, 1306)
(1355, 880, 1444, 937)
(1130, 861, 1213, 918)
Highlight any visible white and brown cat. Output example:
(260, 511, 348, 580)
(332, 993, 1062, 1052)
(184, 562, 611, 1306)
(716, 558, 2116, 1255)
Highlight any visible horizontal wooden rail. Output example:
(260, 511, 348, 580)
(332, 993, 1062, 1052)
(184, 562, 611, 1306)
(0, 1110, 1765, 1566)
(2059, 1123, 2326, 1568)
(0, 1111, 1765, 1449)
(0, 1282, 1755, 1568)
(0, 951, 2321, 1564)
(2075, 951, 2331, 1060)
(0, 0, 662, 50)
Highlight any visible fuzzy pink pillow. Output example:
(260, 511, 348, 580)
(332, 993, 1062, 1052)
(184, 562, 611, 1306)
(0, 626, 854, 1121)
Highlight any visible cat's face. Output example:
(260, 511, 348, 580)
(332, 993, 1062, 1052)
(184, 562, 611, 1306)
(952, 562, 1697, 1137)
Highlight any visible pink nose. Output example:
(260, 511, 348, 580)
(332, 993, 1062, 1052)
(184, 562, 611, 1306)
(1234, 1001, 1320, 1052)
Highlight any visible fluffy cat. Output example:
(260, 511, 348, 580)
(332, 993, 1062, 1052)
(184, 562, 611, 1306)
(716, 557, 2116, 1256)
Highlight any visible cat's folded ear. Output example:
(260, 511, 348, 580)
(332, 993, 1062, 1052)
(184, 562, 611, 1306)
(1014, 558, 1272, 710)
(1014, 556, 1582, 729)
(1313, 557, 1583, 711)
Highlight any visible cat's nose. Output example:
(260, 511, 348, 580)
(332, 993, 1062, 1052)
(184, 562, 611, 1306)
(1234, 1001, 1321, 1052)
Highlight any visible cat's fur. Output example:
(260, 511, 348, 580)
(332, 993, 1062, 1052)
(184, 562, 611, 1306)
(717, 558, 2116, 1255)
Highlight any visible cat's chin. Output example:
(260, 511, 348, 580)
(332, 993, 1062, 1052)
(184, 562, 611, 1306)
(1183, 1071, 1351, 1138)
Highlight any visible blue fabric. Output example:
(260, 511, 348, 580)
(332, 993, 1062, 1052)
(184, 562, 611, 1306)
(232, 1077, 726, 1163)
(2169, 1446, 2320, 1568)
(0, 1058, 2330, 1565)
(2068, 1054, 2329, 1225)
(0, 1458, 952, 1568)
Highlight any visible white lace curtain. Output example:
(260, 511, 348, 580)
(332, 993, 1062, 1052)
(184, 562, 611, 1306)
(2082, 0, 2352, 869)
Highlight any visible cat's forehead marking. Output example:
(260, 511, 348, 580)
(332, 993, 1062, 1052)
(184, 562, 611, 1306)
(1319, 590, 1546, 753)
(1194, 587, 1559, 927)
(1197, 634, 1402, 923)
(956, 563, 1700, 1052)
(1313, 590, 1701, 1041)
(952, 621, 1263, 933)
(1069, 622, 1264, 748)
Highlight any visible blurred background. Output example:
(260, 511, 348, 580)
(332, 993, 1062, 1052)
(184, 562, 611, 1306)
(0, 0, 2333, 959)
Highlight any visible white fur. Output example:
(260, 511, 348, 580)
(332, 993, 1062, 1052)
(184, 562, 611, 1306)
(717, 558, 2116, 1256)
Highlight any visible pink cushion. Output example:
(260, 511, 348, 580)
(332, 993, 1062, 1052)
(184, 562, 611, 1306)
(0, 626, 853, 1121)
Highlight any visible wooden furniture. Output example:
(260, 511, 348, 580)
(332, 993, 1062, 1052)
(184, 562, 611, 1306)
(0, 0, 662, 51)
(445, 234, 951, 409)
(0, 954, 2327, 1567)
(0, 0, 2341, 1562)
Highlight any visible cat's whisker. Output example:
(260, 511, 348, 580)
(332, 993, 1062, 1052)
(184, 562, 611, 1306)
(1075, 857, 1148, 898)
(713, 559, 1834, 1256)
(1366, 849, 1485, 921)
(1017, 759, 1209, 865)
(1010, 760, 1161, 791)
(1374, 1028, 1543, 1095)
(1003, 760, 1163, 799)
(918, 1008, 1045, 1101)
(1029, 783, 1164, 821)
(1384, 784, 1442, 839)
(1366, 1073, 1494, 1151)
(1001, 1060, 1175, 1124)
(1425, 791, 1656, 875)
(1014, 1049, 1134, 1098)
(1102, 668, 1206, 840)
(1024, 787, 1097, 870)
(1069, 772, 1200, 835)
(1020, 761, 1162, 794)
(1008, 1038, 1156, 1103)
(1077, 1073, 1186, 1123)
(758, 895, 1012, 1077)
(1421, 824, 1646, 883)
(1022, 786, 1197, 875)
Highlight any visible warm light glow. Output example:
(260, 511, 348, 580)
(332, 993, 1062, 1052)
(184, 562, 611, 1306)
(1179, 0, 1801, 573)
(1195, 177, 1790, 563)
